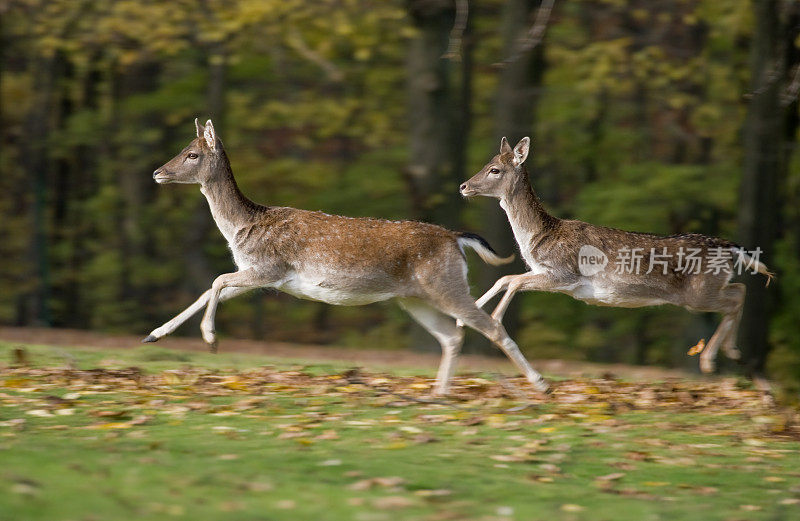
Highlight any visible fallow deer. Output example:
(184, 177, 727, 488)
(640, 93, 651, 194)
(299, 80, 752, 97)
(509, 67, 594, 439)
(142, 119, 551, 395)
(460, 137, 773, 373)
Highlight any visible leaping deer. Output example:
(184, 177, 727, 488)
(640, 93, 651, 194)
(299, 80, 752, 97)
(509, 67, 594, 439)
(460, 137, 773, 374)
(142, 119, 551, 396)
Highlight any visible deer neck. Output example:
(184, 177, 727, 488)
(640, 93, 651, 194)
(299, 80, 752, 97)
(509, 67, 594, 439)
(199, 151, 255, 244)
(499, 174, 555, 253)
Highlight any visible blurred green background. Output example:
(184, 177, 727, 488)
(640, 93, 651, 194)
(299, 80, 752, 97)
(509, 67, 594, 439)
(1, 0, 798, 393)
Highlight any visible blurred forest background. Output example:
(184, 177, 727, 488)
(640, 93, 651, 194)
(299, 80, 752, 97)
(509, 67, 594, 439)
(2, 0, 799, 391)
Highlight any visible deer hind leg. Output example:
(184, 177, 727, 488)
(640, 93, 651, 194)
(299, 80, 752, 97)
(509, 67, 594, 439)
(699, 283, 746, 374)
(143, 286, 253, 343)
(438, 294, 549, 393)
(398, 298, 464, 396)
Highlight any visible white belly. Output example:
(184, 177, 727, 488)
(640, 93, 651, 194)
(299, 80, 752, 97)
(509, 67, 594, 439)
(276, 272, 395, 306)
(564, 279, 669, 308)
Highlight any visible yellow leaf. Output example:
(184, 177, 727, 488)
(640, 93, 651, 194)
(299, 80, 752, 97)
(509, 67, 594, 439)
(487, 414, 506, 427)
(3, 378, 32, 388)
(95, 422, 132, 429)
(687, 339, 706, 356)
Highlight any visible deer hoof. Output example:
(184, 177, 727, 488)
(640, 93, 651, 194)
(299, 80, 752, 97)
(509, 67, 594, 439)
(534, 379, 551, 395)
(699, 357, 715, 374)
(201, 329, 216, 346)
(431, 387, 448, 398)
(207, 340, 218, 354)
(142, 335, 158, 343)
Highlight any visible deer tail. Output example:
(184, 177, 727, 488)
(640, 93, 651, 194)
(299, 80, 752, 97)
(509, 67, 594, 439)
(457, 232, 515, 266)
(732, 247, 775, 287)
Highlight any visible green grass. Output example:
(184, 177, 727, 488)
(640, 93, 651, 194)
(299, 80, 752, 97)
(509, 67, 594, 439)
(1, 341, 799, 521)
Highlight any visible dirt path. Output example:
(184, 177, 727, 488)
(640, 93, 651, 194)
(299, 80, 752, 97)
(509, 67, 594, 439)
(0, 326, 704, 381)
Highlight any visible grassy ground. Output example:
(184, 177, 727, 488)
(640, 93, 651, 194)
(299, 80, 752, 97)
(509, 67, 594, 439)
(1, 341, 799, 521)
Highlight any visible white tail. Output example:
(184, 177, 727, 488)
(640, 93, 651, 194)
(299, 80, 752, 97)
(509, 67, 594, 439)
(457, 233, 515, 266)
(731, 247, 775, 287)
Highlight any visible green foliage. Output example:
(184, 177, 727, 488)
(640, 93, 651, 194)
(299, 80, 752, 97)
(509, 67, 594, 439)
(0, 0, 798, 385)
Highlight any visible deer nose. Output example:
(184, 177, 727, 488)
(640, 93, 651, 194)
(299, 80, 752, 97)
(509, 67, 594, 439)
(152, 169, 162, 179)
(459, 183, 468, 192)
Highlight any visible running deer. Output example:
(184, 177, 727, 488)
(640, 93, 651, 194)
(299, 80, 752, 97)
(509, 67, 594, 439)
(459, 137, 773, 373)
(142, 119, 550, 395)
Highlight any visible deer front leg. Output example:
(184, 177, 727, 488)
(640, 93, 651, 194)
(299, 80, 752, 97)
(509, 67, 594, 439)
(475, 275, 517, 310)
(200, 268, 266, 351)
(143, 287, 252, 343)
(491, 272, 561, 323)
(456, 275, 517, 328)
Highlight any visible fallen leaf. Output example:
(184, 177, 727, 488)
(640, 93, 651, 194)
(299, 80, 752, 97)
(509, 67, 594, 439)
(740, 505, 762, 511)
(687, 338, 705, 356)
(315, 429, 339, 440)
(275, 500, 296, 509)
(349, 476, 405, 490)
(414, 489, 451, 497)
(372, 496, 415, 509)
(26, 409, 53, 417)
(595, 472, 625, 482)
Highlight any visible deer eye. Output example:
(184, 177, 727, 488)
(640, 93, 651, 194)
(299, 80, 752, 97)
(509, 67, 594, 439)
(187, 153, 199, 159)
(489, 168, 500, 175)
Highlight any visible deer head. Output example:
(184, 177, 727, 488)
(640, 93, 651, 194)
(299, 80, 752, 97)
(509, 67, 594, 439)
(152, 118, 222, 185)
(460, 137, 530, 199)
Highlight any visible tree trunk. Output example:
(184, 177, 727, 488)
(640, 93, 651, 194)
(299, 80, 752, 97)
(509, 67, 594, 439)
(405, 0, 467, 352)
(405, 0, 461, 229)
(480, 0, 547, 346)
(737, 0, 785, 376)
(21, 55, 58, 327)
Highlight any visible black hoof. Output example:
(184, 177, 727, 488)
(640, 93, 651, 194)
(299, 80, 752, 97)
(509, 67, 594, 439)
(142, 335, 158, 343)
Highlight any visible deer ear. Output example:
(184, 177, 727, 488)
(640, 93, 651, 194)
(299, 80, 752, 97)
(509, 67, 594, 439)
(500, 137, 512, 155)
(195, 118, 204, 137)
(203, 119, 216, 150)
(512, 137, 530, 166)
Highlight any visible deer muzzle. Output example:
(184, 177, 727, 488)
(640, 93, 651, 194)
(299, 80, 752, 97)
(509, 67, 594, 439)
(152, 169, 171, 184)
